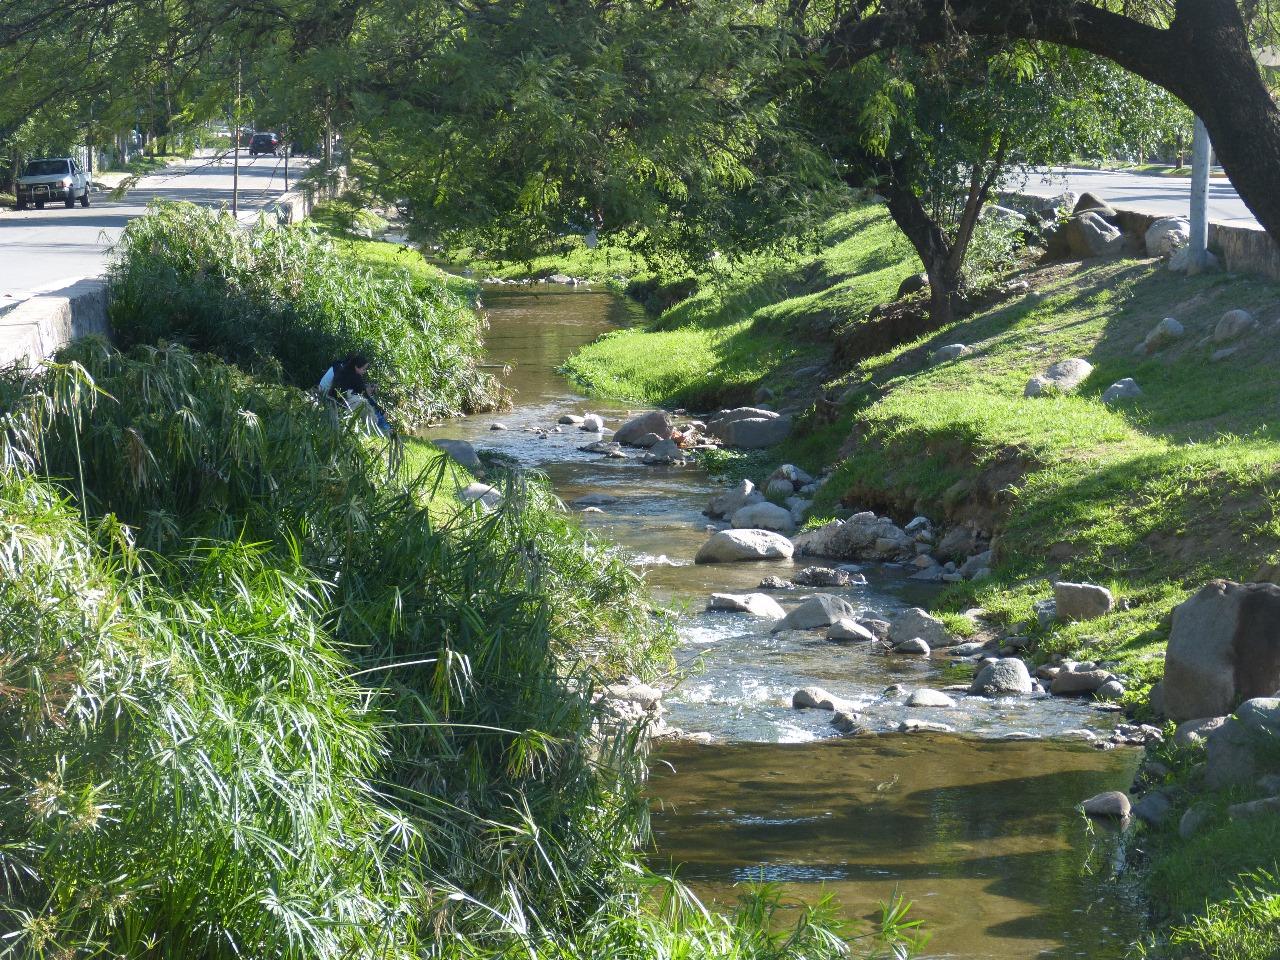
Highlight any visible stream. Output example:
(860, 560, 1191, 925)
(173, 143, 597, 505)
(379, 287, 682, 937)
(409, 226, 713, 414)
(423, 284, 1144, 959)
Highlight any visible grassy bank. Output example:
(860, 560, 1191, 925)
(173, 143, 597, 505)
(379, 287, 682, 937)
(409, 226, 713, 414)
(551, 202, 1280, 954)
(0, 204, 916, 958)
(560, 207, 918, 409)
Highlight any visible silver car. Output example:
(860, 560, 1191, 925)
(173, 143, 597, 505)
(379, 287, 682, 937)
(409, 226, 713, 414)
(16, 157, 90, 210)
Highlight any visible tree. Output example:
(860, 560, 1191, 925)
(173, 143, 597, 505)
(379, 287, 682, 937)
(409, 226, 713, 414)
(823, 0, 1280, 243)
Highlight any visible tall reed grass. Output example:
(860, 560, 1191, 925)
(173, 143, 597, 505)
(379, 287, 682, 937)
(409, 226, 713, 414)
(107, 201, 499, 425)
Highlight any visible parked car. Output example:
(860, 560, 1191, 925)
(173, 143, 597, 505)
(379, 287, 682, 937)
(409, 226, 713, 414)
(16, 157, 90, 210)
(249, 132, 281, 156)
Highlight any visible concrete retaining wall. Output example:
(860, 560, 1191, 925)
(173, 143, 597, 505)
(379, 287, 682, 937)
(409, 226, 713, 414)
(262, 168, 347, 227)
(0, 279, 110, 367)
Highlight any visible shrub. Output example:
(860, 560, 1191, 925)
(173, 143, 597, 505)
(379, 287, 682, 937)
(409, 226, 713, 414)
(107, 201, 498, 425)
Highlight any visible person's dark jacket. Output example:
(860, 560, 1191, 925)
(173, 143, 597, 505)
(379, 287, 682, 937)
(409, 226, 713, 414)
(330, 362, 370, 400)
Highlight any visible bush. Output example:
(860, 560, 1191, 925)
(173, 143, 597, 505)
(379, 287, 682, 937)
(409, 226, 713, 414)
(107, 201, 498, 425)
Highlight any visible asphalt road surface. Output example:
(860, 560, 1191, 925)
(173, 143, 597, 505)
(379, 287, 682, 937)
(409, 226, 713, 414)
(0, 152, 306, 305)
(1016, 166, 1256, 229)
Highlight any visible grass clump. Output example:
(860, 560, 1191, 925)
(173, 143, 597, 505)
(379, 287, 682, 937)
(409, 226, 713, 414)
(107, 201, 500, 425)
(560, 206, 919, 410)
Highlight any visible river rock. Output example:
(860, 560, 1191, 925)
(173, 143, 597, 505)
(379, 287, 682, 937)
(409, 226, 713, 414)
(1205, 716, 1270, 789)
(828, 618, 878, 643)
(757, 575, 796, 590)
(1081, 791, 1131, 819)
(459, 482, 502, 508)
(706, 407, 792, 449)
(793, 566, 857, 587)
(1169, 247, 1221, 274)
(899, 719, 953, 733)
(1145, 217, 1191, 257)
(793, 514, 913, 561)
(1173, 716, 1229, 747)
(643, 439, 683, 464)
(572, 493, 618, 507)
(706, 479, 764, 519)
(1096, 679, 1126, 700)
(558, 414, 584, 425)
(1025, 358, 1094, 397)
(831, 710, 866, 734)
(1161, 580, 1280, 721)
(888, 608, 954, 649)
(894, 638, 931, 656)
(766, 464, 814, 491)
(1135, 316, 1186, 356)
(1179, 805, 1212, 839)
(731, 501, 795, 533)
(765, 477, 797, 497)
(579, 413, 606, 431)
(773, 594, 858, 632)
(1229, 795, 1280, 820)
(930, 343, 974, 365)
(695, 529, 795, 564)
(580, 440, 623, 454)
(614, 410, 672, 446)
(958, 550, 993, 579)
(1053, 581, 1115, 621)
(793, 686, 856, 713)
(860, 618, 891, 640)
(970, 658, 1033, 696)
(908, 688, 956, 708)
(1102, 379, 1144, 404)
(1132, 791, 1173, 826)
(432, 438, 482, 469)
(1213, 309, 1257, 343)
(706, 592, 787, 620)
(1050, 668, 1114, 696)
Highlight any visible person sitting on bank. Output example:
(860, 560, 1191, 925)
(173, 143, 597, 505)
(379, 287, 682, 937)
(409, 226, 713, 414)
(323, 354, 392, 435)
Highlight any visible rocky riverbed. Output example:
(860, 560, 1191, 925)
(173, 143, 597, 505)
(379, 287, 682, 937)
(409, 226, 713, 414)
(421, 283, 1144, 960)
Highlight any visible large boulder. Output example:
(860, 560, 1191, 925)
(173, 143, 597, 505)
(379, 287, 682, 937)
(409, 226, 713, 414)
(707, 407, 793, 449)
(1050, 668, 1115, 696)
(706, 479, 764, 519)
(432, 438, 482, 470)
(1161, 580, 1280, 721)
(1145, 217, 1191, 257)
(970, 658, 1033, 696)
(1053, 581, 1115, 621)
(1064, 212, 1124, 258)
(643, 439, 684, 464)
(731, 501, 796, 534)
(1024, 358, 1094, 398)
(793, 686, 857, 713)
(887, 608, 955, 648)
(459, 482, 502, 508)
(793, 513, 913, 561)
(773, 593, 858, 632)
(706, 592, 787, 620)
(614, 410, 673, 446)
(694, 529, 795, 564)
(930, 343, 974, 365)
(1073, 192, 1117, 219)
(1082, 791, 1132, 819)
(827, 618, 879, 643)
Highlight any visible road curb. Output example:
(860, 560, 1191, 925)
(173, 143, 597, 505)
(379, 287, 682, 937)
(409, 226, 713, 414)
(0, 278, 109, 367)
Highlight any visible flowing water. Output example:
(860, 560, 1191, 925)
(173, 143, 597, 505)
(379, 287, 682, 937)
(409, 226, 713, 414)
(423, 284, 1144, 959)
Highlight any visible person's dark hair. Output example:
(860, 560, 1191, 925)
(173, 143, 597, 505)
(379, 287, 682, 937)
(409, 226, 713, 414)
(349, 353, 369, 369)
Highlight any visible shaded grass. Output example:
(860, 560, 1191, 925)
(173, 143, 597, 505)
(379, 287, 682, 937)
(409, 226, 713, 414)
(448, 233, 649, 284)
(561, 207, 919, 409)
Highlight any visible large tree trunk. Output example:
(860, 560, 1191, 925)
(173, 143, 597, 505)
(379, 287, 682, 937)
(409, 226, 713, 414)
(876, 168, 961, 327)
(829, 0, 1280, 244)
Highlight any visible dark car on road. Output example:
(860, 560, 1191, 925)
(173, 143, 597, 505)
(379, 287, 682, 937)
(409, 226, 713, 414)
(16, 157, 90, 210)
(249, 132, 281, 156)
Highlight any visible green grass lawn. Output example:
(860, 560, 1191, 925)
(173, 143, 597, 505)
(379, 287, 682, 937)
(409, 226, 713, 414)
(448, 234, 649, 284)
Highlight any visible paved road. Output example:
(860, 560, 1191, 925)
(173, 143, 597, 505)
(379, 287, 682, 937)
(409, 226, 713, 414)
(1016, 166, 1257, 229)
(0, 152, 307, 305)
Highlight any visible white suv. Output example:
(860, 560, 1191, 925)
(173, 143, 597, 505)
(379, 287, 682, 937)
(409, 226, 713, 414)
(16, 157, 91, 210)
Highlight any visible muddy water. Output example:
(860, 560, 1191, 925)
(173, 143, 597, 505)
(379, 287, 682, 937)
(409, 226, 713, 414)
(424, 285, 1143, 958)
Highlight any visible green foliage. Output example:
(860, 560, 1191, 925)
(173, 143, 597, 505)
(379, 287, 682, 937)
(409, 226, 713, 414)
(107, 201, 498, 425)
(0, 473, 419, 958)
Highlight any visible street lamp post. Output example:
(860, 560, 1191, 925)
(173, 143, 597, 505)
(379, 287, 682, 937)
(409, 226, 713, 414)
(1187, 117, 1210, 270)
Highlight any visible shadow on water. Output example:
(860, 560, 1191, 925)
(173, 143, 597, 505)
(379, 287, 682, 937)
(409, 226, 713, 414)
(426, 284, 1145, 960)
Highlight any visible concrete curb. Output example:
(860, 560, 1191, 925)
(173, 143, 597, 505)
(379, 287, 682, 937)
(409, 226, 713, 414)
(0, 278, 110, 367)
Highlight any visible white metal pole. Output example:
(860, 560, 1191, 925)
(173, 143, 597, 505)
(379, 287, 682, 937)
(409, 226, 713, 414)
(1188, 117, 1210, 269)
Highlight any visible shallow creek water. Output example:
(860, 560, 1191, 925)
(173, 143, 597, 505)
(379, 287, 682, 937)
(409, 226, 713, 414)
(423, 284, 1143, 959)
